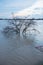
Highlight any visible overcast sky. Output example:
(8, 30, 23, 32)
(0, 0, 37, 18)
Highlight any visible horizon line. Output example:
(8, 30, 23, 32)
(0, 18, 43, 20)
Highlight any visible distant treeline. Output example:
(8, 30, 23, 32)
(0, 18, 43, 20)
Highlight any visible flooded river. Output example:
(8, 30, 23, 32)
(0, 20, 43, 65)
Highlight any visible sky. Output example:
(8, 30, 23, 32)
(0, 0, 37, 18)
(14, 0, 43, 17)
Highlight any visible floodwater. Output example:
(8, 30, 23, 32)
(0, 20, 43, 65)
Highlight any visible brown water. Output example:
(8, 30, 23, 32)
(0, 20, 43, 65)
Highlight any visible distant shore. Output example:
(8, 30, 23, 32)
(0, 18, 43, 20)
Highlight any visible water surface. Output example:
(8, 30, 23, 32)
(0, 20, 43, 65)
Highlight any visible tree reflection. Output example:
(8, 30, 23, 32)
(2, 19, 40, 38)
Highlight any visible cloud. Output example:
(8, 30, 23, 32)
(14, 0, 43, 17)
(0, 0, 42, 18)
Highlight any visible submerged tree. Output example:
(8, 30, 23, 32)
(2, 19, 40, 38)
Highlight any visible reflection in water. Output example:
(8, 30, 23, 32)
(1, 20, 43, 47)
(2, 26, 20, 38)
(0, 20, 43, 65)
(2, 20, 40, 39)
(2, 20, 43, 50)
